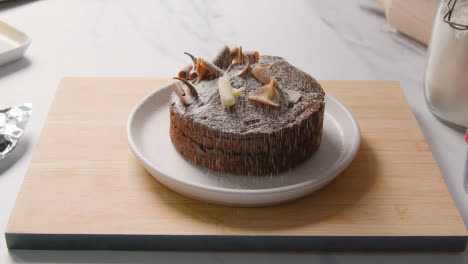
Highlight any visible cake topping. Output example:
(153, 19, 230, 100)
(188, 71, 198, 81)
(231, 46, 243, 64)
(235, 51, 260, 77)
(243, 51, 260, 64)
(196, 58, 224, 83)
(179, 46, 260, 83)
(249, 79, 280, 106)
(252, 64, 276, 84)
(176, 52, 198, 81)
(227, 46, 242, 72)
(212, 45, 232, 69)
(175, 46, 317, 110)
(178, 64, 193, 79)
(218, 77, 246, 108)
(236, 60, 250, 77)
(227, 46, 259, 72)
(172, 77, 199, 106)
(286, 90, 302, 104)
(184, 52, 198, 67)
(171, 54, 325, 135)
(195, 58, 210, 83)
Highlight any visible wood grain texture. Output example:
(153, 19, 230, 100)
(5, 78, 467, 243)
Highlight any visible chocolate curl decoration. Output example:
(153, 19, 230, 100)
(178, 52, 198, 80)
(252, 63, 275, 84)
(196, 58, 209, 83)
(200, 58, 224, 77)
(231, 46, 243, 64)
(196, 57, 224, 83)
(178, 64, 193, 79)
(188, 71, 198, 81)
(227, 46, 259, 72)
(184, 52, 198, 67)
(237, 60, 250, 77)
(249, 79, 280, 107)
(236, 51, 258, 76)
(227, 46, 242, 72)
(286, 90, 302, 104)
(172, 77, 199, 105)
(230, 46, 241, 61)
(212, 45, 232, 70)
(243, 51, 260, 64)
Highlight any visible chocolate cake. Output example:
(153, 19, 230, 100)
(169, 46, 325, 175)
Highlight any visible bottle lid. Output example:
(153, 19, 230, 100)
(444, 0, 468, 30)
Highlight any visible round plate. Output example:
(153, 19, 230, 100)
(127, 84, 360, 206)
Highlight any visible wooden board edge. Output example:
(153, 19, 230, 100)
(5, 233, 467, 252)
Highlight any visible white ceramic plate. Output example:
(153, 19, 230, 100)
(127, 84, 360, 206)
(0, 20, 31, 66)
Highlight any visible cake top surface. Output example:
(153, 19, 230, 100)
(170, 54, 324, 136)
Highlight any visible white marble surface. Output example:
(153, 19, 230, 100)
(0, 0, 466, 263)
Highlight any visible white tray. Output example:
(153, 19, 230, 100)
(127, 84, 361, 206)
(0, 20, 31, 66)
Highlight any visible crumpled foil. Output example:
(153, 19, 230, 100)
(0, 103, 32, 160)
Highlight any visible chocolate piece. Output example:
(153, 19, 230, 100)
(212, 45, 232, 70)
(230, 46, 240, 61)
(171, 77, 199, 106)
(196, 58, 224, 83)
(218, 77, 245, 108)
(286, 89, 302, 104)
(237, 61, 250, 77)
(231, 46, 243, 64)
(249, 80, 280, 106)
(199, 58, 224, 77)
(184, 52, 197, 67)
(243, 51, 260, 64)
(178, 64, 193, 79)
(188, 71, 198, 81)
(252, 63, 275, 84)
(227, 47, 259, 72)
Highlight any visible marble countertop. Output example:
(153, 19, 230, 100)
(0, 0, 467, 263)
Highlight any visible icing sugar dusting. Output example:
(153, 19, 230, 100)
(171, 55, 325, 135)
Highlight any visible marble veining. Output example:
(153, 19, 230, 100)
(309, 1, 468, 234)
(0, 0, 466, 263)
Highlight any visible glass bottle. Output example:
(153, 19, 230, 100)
(424, 0, 468, 128)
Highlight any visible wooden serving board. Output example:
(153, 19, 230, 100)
(5, 78, 468, 251)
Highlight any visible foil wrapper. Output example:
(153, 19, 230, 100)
(0, 103, 32, 160)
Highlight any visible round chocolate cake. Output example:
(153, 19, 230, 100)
(169, 46, 325, 175)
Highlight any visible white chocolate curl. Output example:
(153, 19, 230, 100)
(286, 90, 302, 104)
(218, 77, 245, 108)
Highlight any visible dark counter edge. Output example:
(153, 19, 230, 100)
(5, 233, 467, 252)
